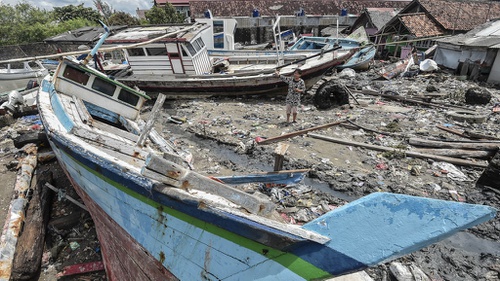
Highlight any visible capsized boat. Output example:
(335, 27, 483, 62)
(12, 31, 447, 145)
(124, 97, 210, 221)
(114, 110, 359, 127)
(37, 23, 497, 280)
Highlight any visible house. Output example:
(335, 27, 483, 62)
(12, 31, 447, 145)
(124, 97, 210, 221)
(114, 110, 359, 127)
(375, 0, 500, 58)
(188, 0, 411, 18)
(433, 20, 500, 84)
(347, 8, 401, 39)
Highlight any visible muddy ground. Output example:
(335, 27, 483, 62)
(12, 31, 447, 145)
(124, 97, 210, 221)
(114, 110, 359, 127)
(0, 61, 499, 280)
(148, 63, 500, 280)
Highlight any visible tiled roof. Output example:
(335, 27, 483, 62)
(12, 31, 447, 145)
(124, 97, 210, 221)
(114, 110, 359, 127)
(189, 0, 410, 18)
(418, 0, 500, 31)
(155, 0, 190, 5)
(400, 13, 445, 37)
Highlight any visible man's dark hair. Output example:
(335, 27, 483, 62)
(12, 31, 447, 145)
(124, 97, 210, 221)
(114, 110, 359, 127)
(294, 68, 302, 75)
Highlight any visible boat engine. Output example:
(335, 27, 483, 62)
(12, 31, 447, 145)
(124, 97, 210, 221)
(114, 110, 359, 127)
(0, 90, 24, 112)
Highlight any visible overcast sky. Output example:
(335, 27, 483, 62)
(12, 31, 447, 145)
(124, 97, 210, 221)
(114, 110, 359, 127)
(1, 0, 152, 16)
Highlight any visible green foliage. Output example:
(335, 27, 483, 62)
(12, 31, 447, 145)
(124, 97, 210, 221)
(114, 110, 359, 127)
(0, 2, 54, 45)
(145, 4, 185, 24)
(108, 12, 140, 26)
(0, 2, 101, 46)
(53, 4, 101, 23)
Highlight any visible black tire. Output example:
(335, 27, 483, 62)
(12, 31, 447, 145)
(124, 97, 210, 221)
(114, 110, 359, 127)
(313, 81, 349, 109)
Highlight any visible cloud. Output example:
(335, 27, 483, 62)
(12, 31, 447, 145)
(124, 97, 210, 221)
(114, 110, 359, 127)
(1, 0, 152, 16)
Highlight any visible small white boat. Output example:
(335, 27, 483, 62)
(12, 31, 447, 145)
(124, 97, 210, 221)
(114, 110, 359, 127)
(0, 61, 48, 80)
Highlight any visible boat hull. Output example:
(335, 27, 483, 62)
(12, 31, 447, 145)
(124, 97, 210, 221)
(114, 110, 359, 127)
(118, 54, 348, 96)
(44, 134, 335, 280)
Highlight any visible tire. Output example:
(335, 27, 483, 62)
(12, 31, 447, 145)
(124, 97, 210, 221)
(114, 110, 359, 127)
(313, 81, 349, 109)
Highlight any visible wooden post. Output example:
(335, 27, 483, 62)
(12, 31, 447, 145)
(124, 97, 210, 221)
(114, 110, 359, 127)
(274, 143, 289, 171)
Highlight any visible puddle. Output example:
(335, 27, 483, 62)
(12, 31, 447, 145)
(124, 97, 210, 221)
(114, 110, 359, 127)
(441, 231, 500, 256)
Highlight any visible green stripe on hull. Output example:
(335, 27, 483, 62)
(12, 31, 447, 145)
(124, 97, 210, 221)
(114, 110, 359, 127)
(62, 148, 331, 280)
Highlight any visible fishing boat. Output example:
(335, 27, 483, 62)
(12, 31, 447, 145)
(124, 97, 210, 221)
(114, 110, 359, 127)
(214, 169, 309, 187)
(103, 19, 352, 97)
(336, 44, 377, 71)
(379, 58, 413, 79)
(288, 27, 376, 71)
(36, 23, 497, 280)
(0, 61, 48, 80)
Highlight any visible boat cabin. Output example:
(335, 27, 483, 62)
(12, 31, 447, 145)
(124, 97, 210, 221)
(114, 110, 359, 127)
(54, 59, 149, 122)
(104, 24, 216, 76)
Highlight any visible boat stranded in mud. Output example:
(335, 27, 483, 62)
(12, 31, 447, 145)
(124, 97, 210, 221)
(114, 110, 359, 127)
(35, 23, 497, 280)
(103, 18, 354, 97)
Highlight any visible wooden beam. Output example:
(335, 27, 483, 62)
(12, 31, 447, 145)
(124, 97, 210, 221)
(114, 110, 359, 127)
(437, 125, 500, 141)
(11, 171, 53, 280)
(274, 143, 289, 171)
(256, 120, 347, 145)
(409, 137, 500, 151)
(308, 133, 489, 168)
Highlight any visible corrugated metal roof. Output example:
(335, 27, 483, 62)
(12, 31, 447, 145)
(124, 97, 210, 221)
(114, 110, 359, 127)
(435, 20, 500, 48)
(104, 24, 207, 44)
(45, 26, 128, 44)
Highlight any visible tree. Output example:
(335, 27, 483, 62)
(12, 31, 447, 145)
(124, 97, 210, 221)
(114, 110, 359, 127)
(93, 0, 113, 19)
(0, 3, 54, 45)
(145, 3, 185, 24)
(0, 2, 99, 46)
(53, 4, 101, 23)
(108, 12, 140, 26)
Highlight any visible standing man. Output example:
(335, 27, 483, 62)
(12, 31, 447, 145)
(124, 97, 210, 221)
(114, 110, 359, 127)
(275, 68, 306, 123)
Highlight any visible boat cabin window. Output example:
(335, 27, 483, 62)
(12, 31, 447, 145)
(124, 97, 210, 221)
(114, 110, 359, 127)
(169, 52, 180, 58)
(92, 77, 116, 96)
(62, 65, 90, 85)
(146, 47, 168, 56)
(128, 48, 146, 56)
(117, 89, 139, 106)
(195, 38, 205, 49)
(185, 43, 196, 56)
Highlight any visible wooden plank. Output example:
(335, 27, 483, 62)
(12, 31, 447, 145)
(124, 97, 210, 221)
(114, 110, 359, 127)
(436, 125, 500, 141)
(71, 126, 148, 160)
(11, 171, 53, 280)
(274, 143, 289, 171)
(409, 137, 500, 150)
(57, 261, 104, 277)
(309, 133, 489, 168)
(0, 198, 27, 280)
(413, 148, 495, 159)
(256, 120, 347, 145)
(137, 93, 166, 146)
(71, 95, 93, 125)
(14, 154, 37, 198)
(143, 154, 275, 216)
(92, 120, 140, 142)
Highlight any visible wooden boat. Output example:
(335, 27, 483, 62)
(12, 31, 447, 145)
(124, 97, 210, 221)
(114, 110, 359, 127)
(103, 21, 352, 97)
(336, 44, 376, 71)
(379, 58, 413, 79)
(0, 61, 48, 80)
(214, 169, 309, 187)
(36, 23, 497, 280)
